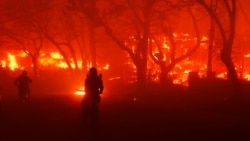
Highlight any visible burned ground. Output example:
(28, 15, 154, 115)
(0, 77, 250, 141)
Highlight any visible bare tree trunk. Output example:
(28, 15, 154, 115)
(31, 56, 38, 78)
(207, 15, 215, 79)
(221, 0, 240, 100)
(221, 46, 241, 100)
(198, 0, 240, 102)
(89, 21, 97, 67)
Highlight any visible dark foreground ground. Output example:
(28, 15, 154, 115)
(0, 86, 250, 141)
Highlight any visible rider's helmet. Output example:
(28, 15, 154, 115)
(89, 67, 97, 76)
(22, 71, 27, 75)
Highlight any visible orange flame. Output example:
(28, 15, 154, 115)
(8, 53, 18, 70)
(1, 32, 250, 87)
(74, 88, 85, 95)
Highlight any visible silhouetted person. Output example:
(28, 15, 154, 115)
(14, 71, 32, 102)
(81, 67, 104, 127)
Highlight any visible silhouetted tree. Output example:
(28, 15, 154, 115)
(68, 0, 99, 68)
(40, 1, 90, 78)
(206, 0, 216, 79)
(1, 0, 51, 77)
(197, 0, 240, 100)
(69, 0, 151, 87)
(70, 0, 199, 87)
(149, 5, 201, 84)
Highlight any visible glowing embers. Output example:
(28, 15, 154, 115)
(74, 87, 85, 95)
(74, 87, 105, 97)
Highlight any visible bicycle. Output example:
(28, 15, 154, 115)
(81, 98, 100, 127)
(18, 87, 30, 103)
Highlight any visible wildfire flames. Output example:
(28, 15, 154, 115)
(1, 32, 250, 91)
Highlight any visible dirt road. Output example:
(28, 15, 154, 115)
(0, 91, 249, 141)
